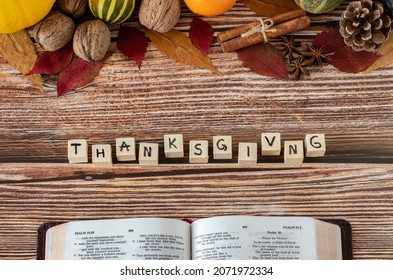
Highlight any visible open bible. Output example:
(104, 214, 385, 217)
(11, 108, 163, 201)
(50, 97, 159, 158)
(37, 216, 352, 260)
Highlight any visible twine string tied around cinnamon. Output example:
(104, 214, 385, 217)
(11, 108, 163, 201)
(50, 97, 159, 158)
(241, 18, 276, 42)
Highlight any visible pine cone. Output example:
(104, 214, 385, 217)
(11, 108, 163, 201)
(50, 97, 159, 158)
(339, 0, 392, 52)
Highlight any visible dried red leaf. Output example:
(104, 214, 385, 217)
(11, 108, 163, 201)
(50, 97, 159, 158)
(28, 43, 74, 75)
(330, 46, 380, 73)
(117, 26, 147, 69)
(312, 27, 346, 54)
(237, 43, 288, 79)
(57, 52, 113, 96)
(189, 17, 214, 55)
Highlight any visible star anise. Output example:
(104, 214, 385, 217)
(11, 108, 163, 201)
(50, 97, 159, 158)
(303, 44, 330, 66)
(277, 35, 303, 63)
(290, 57, 311, 80)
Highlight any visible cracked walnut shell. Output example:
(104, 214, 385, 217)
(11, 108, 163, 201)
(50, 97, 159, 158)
(139, 0, 181, 33)
(73, 19, 111, 62)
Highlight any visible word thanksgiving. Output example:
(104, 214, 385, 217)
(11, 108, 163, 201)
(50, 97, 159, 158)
(67, 133, 326, 167)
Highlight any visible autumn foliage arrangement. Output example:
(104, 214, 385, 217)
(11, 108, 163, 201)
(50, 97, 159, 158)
(1, 0, 393, 96)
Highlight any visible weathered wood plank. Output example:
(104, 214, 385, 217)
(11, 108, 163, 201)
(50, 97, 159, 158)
(0, 163, 392, 259)
(0, 4, 392, 163)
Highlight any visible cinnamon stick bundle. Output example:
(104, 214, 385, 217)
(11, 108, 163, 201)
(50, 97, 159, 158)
(217, 9, 310, 53)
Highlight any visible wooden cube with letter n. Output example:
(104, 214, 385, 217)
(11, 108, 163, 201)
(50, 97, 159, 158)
(305, 134, 326, 157)
(189, 140, 209, 163)
(284, 141, 304, 165)
(92, 144, 113, 168)
(68, 139, 88, 163)
(139, 143, 159, 165)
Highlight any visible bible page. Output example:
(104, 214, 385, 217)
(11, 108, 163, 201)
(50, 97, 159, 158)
(45, 218, 190, 260)
(191, 216, 324, 260)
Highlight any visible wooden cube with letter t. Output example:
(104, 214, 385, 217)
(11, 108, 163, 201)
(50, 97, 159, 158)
(305, 134, 326, 157)
(284, 141, 304, 165)
(68, 139, 88, 163)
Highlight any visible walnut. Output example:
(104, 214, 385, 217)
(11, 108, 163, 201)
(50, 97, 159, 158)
(139, 0, 181, 33)
(33, 12, 75, 51)
(58, 0, 88, 18)
(73, 20, 111, 62)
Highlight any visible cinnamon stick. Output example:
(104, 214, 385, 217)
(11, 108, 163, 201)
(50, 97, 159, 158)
(217, 9, 306, 43)
(220, 16, 311, 53)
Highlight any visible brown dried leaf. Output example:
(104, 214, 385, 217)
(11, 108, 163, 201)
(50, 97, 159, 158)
(0, 30, 42, 90)
(145, 29, 220, 75)
(240, 0, 299, 17)
(365, 31, 393, 73)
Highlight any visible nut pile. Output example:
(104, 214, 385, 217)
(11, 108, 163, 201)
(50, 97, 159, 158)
(32, 0, 111, 62)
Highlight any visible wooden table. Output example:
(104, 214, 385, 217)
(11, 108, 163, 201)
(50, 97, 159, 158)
(0, 2, 392, 260)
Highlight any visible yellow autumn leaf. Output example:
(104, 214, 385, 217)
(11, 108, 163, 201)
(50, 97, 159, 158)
(365, 31, 393, 73)
(0, 29, 42, 90)
(240, 0, 300, 17)
(145, 29, 220, 75)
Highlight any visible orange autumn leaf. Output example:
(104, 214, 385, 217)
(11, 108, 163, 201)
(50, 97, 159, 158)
(0, 30, 42, 90)
(145, 29, 220, 75)
(240, 0, 300, 17)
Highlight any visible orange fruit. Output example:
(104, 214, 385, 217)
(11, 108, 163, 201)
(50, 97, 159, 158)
(184, 0, 237, 17)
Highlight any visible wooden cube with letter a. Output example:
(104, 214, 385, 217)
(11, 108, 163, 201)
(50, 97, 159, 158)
(305, 134, 326, 157)
(238, 142, 258, 165)
(92, 144, 113, 168)
(213, 136, 232, 159)
(164, 134, 184, 158)
(116, 137, 136, 161)
(189, 140, 209, 163)
(139, 143, 159, 165)
(68, 139, 88, 163)
(284, 141, 304, 165)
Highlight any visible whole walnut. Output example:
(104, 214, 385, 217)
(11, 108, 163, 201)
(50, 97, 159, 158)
(139, 0, 181, 33)
(58, 0, 88, 18)
(73, 20, 111, 62)
(33, 12, 75, 51)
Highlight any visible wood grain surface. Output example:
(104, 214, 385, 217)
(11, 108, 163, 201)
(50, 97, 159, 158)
(1, 163, 393, 260)
(0, 1, 392, 260)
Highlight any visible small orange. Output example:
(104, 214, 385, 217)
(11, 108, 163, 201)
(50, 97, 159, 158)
(184, 0, 237, 17)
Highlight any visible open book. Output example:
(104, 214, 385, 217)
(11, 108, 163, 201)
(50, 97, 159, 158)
(38, 216, 352, 260)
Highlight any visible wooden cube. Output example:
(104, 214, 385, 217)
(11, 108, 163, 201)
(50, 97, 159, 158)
(189, 140, 209, 164)
(238, 142, 258, 165)
(261, 133, 281, 156)
(284, 141, 304, 165)
(305, 134, 326, 157)
(92, 144, 112, 168)
(213, 136, 232, 159)
(68, 139, 88, 164)
(164, 134, 184, 158)
(116, 138, 136, 161)
(139, 143, 159, 165)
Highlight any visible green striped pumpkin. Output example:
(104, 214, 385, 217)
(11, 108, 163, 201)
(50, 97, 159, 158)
(294, 0, 343, 14)
(89, 0, 135, 24)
